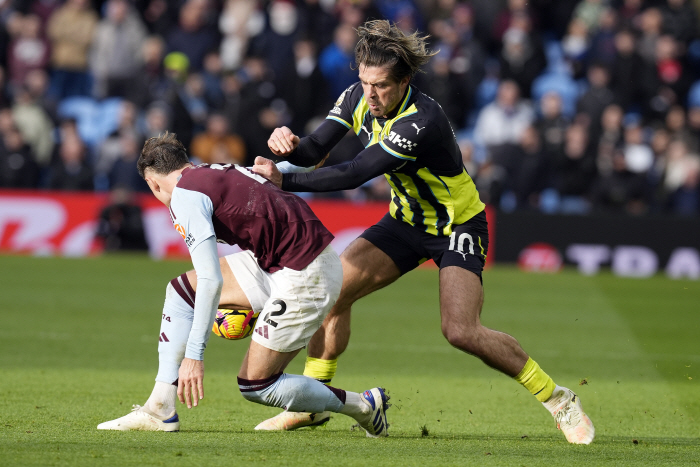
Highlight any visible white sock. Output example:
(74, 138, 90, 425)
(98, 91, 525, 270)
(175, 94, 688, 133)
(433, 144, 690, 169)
(145, 382, 177, 418)
(155, 283, 194, 384)
(543, 385, 567, 413)
(339, 391, 370, 422)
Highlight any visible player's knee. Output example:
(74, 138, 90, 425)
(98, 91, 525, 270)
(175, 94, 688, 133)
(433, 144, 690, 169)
(442, 326, 483, 355)
(237, 374, 282, 406)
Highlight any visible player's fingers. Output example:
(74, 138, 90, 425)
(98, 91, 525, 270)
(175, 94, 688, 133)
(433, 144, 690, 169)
(184, 380, 192, 408)
(289, 134, 300, 147)
(198, 379, 204, 402)
(177, 380, 185, 404)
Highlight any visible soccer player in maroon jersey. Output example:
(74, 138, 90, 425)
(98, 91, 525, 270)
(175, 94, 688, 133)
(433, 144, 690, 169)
(97, 133, 390, 436)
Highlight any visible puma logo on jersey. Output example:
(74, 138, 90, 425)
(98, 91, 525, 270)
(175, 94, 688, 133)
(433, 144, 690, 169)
(360, 125, 372, 139)
(411, 123, 425, 134)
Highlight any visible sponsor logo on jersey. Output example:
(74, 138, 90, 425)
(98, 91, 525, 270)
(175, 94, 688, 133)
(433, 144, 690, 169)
(411, 123, 425, 134)
(385, 131, 417, 151)
(330, 106, 342, 115)
(185, 232, 195, 247)
(174, 223, 186, 240)
(335, 84, 355, 106)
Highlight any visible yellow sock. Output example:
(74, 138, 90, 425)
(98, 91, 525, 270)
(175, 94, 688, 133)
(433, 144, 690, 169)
(303, 357, 337, 384)
(514, 357, 556, 402)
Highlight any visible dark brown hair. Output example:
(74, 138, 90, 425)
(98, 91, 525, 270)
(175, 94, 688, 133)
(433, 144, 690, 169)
(137, 132, 190, 178)
(354, 20, 437, 82)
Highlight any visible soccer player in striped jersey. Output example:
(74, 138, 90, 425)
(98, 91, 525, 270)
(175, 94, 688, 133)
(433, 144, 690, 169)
(252, 20, 595, 444)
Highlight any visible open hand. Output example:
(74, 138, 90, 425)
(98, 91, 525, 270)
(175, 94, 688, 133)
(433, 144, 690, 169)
(178, 358, 204, 408)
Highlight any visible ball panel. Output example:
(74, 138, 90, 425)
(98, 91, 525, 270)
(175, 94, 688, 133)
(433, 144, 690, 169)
(212, 309, 259, 340)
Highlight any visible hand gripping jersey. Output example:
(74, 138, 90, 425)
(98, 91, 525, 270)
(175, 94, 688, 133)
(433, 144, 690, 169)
(328, 83, 485, 237)
(170, 164, 334, 272)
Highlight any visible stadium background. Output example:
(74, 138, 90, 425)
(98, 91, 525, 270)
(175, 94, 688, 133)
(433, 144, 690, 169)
(0, 1, 698, 464)
(0, 0, 698, 276)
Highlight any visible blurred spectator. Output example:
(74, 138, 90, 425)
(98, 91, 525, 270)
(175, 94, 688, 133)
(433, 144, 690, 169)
(297, 0, 337, 50)
(165, 0, 219, 72)
(571, 0, 606, 33)
(609, 28, 641, 111)
(47, 0, 98, 99)
(638, 35, 692, 120)
(636, 7, 663, 64)
(536, 91, 569, 160)
(200, 52, 225, 109)
(661, 0, 698, 44)
(549, 122, 597, 214)
(7, 14, 50, 89)
(140, 35, 167, 105)
(588, 7, 619, 66)
(139, 0, 177, 37)
(248, 0, 300, 79)
(96, 187, 149, 251)
(561, 18, 589, 79)
(0, 125, 39, 188)
(577, 63, 614, 132)
(141, 102, 170, 139)
(12, 86, 54, 167)
(595, 104, 624, 175)
(47, 134, 94, 191)
(236, 57, 283, 163)
(319, 23, 358, 98)
(278, 39, 330, 135)
(474, 80, 535, 148)
(108, 132, 149, 193)
(219, 0, 263, 71)
(190, 112, 246, 164)
(498, 14, 546, 98)
(160, 52, 195, 148)
(90, 0, 148, 100)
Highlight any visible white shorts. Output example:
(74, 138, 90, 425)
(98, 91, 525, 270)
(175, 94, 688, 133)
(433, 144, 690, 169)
(224, 245, 343, 353)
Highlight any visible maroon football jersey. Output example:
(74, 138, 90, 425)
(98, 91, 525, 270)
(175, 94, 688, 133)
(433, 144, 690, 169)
(171, 164, 333, 272)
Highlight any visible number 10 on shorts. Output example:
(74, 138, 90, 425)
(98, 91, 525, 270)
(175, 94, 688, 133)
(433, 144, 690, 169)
(449, 232, 474, 256)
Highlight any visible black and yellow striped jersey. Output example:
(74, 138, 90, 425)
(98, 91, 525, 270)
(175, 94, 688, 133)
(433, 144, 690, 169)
(326, 82, 484, 237)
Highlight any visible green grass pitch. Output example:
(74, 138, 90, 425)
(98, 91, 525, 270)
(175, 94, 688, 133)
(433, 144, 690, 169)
(0, 254, 698, 466)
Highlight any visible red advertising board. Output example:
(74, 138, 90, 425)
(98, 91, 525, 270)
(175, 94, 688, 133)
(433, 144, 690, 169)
(0, 190, 495, 266)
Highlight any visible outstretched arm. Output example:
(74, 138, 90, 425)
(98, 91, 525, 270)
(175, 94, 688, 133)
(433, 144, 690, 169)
(255, 144, 406, 192)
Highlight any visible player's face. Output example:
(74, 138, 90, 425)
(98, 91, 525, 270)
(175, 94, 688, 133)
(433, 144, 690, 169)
(359, 65, 410, 118)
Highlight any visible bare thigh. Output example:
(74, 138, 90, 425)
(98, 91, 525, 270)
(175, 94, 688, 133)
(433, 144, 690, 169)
(186, 257, 252, 309)
(238, 340, 302, 379)
(335, 237, 402, 308)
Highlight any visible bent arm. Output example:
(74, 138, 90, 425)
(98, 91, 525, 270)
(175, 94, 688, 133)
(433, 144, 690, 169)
(185, 236, 223, 360)
(285, 119, 349, 167)
(282, 144, 406, 192)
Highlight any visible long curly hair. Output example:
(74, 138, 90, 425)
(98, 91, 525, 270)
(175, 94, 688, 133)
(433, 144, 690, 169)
(354, 20, 438, 82)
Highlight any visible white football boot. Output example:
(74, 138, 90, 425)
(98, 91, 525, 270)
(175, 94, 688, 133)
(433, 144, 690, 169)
(545, 387, 595, 444)
(97, 405, 180, 432)
(254, 411, 331, 431)
(356, 387, 390, 438)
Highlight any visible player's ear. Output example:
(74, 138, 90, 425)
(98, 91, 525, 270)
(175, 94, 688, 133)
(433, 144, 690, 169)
(145, 177, 160, 193)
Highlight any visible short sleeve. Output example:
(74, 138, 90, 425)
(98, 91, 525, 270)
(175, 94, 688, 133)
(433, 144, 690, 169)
(169, 187, 216, 252)
(326, 83, 360, 130)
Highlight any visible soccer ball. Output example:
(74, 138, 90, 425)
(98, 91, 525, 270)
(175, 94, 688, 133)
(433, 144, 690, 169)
(212, 309, 259, 340)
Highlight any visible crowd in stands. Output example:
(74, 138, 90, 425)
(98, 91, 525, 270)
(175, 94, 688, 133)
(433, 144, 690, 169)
(0, 0, 699, 216)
